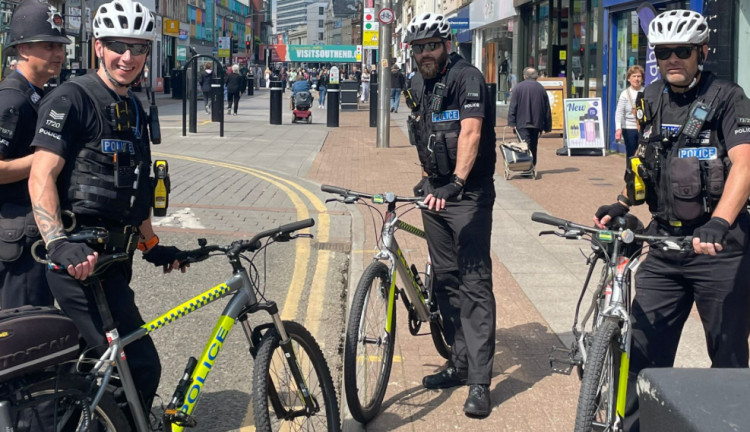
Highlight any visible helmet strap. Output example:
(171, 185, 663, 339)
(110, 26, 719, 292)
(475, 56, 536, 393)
(100, 57, 145, 89)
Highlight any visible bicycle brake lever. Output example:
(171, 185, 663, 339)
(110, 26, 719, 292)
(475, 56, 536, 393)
(538, 230, 556, 236)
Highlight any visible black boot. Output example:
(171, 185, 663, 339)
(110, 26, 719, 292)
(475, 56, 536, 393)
(463, 384, 491, 417)
(422, 365, 466, 389)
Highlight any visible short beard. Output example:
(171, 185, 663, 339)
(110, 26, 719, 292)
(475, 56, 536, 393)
(418, 48, 448, 79)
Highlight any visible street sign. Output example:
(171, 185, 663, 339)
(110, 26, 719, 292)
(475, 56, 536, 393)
(363, 8, 379, 31)
(378, 8, 394, 25)
(447, 17, 470, 29)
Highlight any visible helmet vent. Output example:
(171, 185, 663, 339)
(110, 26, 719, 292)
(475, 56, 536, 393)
(119, 16, 128, 29)
(134, 17, 142, 30)
(102, 18, 114, 29)
(114, 2, 124, 12)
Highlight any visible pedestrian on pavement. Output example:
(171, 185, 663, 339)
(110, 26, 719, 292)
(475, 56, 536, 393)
(317, 67, 328, 109)
(254, 64, 261, 89)
(264, 67, 271, 88)
(28, 0, 188, 422)
(405, 12, 497, 418)
(225, 63, 245, 115)
(360, 68, 370, 103)
(593, 10, 750, 432)
(390, 64, 405, 113)
(507, 67, 552, 169)
(614, 64, 645, 159)
(199, 62, 213, 113)
(0, 0, 71, 308)
(9, 59, 17, 72)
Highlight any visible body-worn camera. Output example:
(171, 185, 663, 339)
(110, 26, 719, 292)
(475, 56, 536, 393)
(114, 150, 136, 189)
(429, 83, 447, 112)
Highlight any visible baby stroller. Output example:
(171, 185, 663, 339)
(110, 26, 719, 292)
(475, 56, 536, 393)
(291, 91, 313, 123)
(499, 127, 536, 180)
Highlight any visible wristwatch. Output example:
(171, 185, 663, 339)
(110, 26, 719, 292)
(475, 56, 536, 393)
(137, 235, 159, 252)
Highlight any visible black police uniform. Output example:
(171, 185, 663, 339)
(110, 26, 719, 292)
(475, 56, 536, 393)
(623, 71, 750, 432)
(0, 71, 53, 308)
(30, 73, 161, 410)
(409, 53, 497, 385)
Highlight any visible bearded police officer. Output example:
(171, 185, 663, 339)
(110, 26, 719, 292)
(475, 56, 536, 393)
(405, 13, 497, 417)
(28, 0, 184, 418)
(593, 10, 750, 431)
(0, 1, 70, 308)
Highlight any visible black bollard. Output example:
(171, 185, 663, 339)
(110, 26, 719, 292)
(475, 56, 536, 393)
(486, 83, 497, 127)
(326, 83, 340, 128)
(369, 87, 378, 128)
(247, 74, 254, 96)
(189, 64, 198, 133)
(210, 78, 224, 122)
(270, 80, 283, 125)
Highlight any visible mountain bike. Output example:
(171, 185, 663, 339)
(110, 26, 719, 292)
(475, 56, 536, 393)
(531, 212, 692, 432)
(10, 219, 340, 432)
(322, 184, 450, 424)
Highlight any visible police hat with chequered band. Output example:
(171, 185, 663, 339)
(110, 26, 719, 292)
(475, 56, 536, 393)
(6, 0, 70, 48)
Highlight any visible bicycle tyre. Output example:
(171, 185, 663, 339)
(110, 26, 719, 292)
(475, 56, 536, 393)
(11, 374, 130, 432)
(426, 272, 451, 360)
(343, 261, 395, 423)
(574, 319, 622, 432)
(252, 320, 340, 432)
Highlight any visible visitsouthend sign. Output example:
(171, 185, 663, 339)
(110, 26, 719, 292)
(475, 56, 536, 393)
(287, 45, 360, 62)
(447, 18, 470, 29)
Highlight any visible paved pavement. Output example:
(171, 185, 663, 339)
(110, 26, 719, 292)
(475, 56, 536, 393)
(141, 87, 714, 431)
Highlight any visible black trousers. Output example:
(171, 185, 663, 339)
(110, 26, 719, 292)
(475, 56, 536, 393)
(0, 242, 54, 308)
(624, 222, 750, 431)
(516, 127, 541, 166)
(47, 259, 161, 412)
(227, 92, 240, 113)
(421, 184, 496, 385)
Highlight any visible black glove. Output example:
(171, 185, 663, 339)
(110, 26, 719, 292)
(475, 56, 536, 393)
(142, 245, 182, 268)
(430, 181, 463, 200)
(594, 202, 629, 221)
(693, 217, 730, 245)
(47, 239, 95, 268)
(413, 177, 428, 196)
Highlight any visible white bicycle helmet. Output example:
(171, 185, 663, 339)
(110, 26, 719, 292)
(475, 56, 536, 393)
(405, 13, 451, 43)
(92, 0, 155, 40)
(648, 9, 710, 46)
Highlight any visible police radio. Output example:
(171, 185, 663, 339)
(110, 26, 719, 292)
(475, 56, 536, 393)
(153, 160, 170, 217)
(681, 101, 714, 139)
(429, 83, 447, 112)
(148, 89, 161, 144)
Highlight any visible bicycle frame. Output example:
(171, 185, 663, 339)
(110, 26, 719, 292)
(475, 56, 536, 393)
(86, 260, 315, 432)
(376, 206, 432, 326)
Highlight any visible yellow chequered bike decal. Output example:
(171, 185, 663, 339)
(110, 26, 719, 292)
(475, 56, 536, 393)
(141, 283, 232, 333)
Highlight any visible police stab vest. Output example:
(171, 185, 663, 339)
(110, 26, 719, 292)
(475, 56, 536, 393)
(638, 72, 730, 227)
(65, 74, 151, 225)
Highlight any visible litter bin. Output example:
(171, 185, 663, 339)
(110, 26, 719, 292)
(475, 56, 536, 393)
(170, 68, 184, 99)
(340, 80, 358, 111)
(247, 74, 254, 95)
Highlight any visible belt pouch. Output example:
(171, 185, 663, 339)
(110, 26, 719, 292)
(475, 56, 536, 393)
(0, 203, 38, 262)
(670, 157, 703, 221)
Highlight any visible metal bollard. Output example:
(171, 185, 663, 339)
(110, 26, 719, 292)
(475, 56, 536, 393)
(270, 80, 283, 125)
(369, 85, 378, 128)
(247, 75, 254, 96)
(210, 78, 223, 123)
(326, 83, 340, 128)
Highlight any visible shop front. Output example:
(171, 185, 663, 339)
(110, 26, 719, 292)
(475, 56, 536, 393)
(603, 0, 736, 152)
(469, 0, 516, 103)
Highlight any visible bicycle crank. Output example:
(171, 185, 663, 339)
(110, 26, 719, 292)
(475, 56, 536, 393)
(400, 289, 422, 335)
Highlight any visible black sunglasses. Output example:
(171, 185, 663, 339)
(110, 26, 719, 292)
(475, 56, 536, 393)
(105, 40, 150, 56)
(412, 41, 442, 54)
(654, 45, 697, 61)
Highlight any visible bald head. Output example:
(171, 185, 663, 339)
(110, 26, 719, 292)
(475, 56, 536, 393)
(523, 67, 539, 80)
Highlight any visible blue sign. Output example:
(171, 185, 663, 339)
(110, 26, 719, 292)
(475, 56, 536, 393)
(448, 18, 470, 29)
(432, 110, 460, 123)
(678, 147, 717, 160)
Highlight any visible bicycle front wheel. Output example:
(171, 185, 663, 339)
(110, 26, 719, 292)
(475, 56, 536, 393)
(343, 261, 395, 424)
(426, 271, 451, 360)
(574, 319, 622, 432)
(252, 321, 340, 432)
(11, 374, 130, 432)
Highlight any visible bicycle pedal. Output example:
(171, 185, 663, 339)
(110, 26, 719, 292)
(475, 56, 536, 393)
(548, 346, 580, 375)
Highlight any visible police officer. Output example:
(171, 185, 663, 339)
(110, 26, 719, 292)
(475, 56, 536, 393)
(0, 0, 70, 308)
(405, 13, 497, 417)
(28, 0, 185, 419)
(593, 10, 750, 431)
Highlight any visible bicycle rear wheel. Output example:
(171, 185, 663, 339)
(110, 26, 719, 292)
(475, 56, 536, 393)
(252, 321, 340, 432)
(343, 261, 395, 423)
(574, 319, 622, 432)
(10, 374, 129, 432)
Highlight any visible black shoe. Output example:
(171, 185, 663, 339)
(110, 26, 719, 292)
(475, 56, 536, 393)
(390, 108, 394, 112)
(463, 384, 491, 417)
(423, 365, 467, 389)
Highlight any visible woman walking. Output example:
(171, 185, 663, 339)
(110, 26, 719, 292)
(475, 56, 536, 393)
(225, 64, 245, 115)
(360, 68, 370, 103)
(614, 65, 645, 159)
(317, 68, 329, 109)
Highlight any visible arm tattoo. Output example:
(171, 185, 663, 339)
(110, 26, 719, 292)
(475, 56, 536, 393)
(32, 203, 65, 244)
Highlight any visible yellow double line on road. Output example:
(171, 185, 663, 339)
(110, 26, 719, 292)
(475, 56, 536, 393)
(153, 152, 331, 335)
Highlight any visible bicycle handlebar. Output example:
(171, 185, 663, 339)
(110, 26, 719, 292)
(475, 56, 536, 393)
(321, 184, 427, 208)
(531, 211, 693, 251)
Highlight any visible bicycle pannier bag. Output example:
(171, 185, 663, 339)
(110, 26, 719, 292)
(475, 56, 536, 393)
(0, 306, 80, 382)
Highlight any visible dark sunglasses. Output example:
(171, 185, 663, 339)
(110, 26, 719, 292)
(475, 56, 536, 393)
(412, 41, 442, 54)
(105, 41, 150, 56)
(654, 45, 697, 61)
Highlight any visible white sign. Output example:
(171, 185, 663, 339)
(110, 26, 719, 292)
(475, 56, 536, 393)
(378, 8, 394, 25)
(218, 37, 231, 50)
(563, 97, 606, 155)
